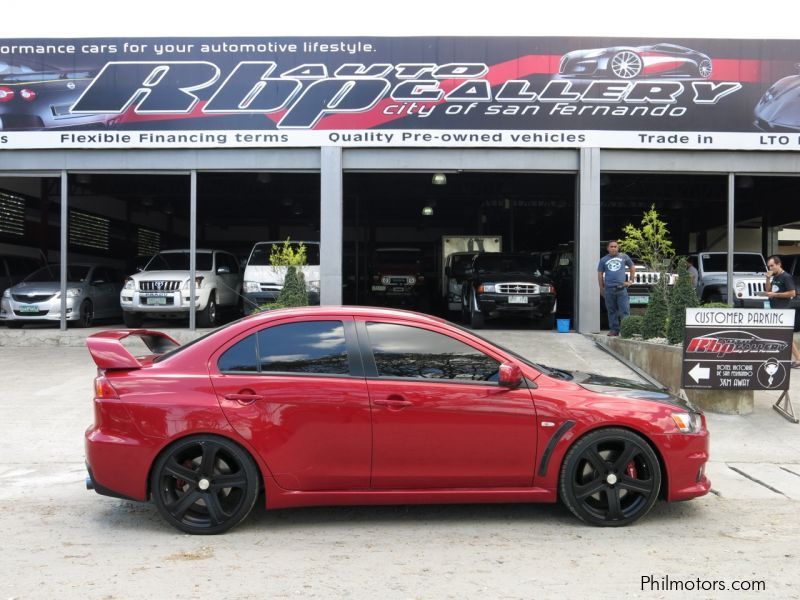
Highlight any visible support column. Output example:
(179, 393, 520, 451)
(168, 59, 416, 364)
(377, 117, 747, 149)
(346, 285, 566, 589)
(189, 170, 197, 330)
(727, 172, 735, 307)
(576, 148, 601, 333)
(320, 147, 343, 305)
(59, 171, 68, 331)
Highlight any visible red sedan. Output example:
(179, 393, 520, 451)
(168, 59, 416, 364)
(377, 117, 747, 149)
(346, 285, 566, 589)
(85, 306, 710, 534)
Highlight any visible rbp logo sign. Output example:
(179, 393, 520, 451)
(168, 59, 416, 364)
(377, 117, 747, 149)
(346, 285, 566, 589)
(70, 60, 742, 129)
(70, 61, 488, 129)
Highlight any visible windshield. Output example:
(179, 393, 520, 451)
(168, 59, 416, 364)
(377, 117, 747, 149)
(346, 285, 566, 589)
(247, 243, 321, 266)
(450, 254, 476, 278)
(476, 255, 541, 275)
(376, 250, 421, 265)
(701, 254, 766, 272)
(24, 264, 90, 283)
(145, 252, 213, 271)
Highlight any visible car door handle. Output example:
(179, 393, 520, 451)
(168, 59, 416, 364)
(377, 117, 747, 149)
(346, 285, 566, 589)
(374, 398, 413, 409)
(224, 393, 263, 402)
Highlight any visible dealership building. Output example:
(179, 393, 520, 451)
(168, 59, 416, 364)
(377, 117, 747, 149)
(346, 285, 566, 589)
(2, 33, 800, 331)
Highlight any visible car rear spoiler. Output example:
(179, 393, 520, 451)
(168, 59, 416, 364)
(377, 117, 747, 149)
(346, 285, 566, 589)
(86, 330, 180, 370)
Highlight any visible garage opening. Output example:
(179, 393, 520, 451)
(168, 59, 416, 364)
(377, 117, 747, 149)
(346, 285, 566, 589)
(343, 172, 575, 327)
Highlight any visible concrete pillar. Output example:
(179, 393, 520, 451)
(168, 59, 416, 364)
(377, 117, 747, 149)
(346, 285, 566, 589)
(320, 147, 343, 305)
(189, 170, 197, 330)
(576, 148, 601, 333)
(727, 173, 735, 306)
(59, 171, 68, 331)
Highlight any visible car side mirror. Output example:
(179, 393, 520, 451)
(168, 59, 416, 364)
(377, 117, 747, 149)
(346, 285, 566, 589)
(498, 362, 523, 389)
(217, 266, 231, 274)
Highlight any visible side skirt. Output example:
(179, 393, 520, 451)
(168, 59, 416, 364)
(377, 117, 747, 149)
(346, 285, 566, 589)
(263, 477, 557, 510)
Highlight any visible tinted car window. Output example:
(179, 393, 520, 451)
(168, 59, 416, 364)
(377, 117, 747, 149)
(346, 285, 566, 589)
(218, 334, 258, 373)
(257, 321, 349, 375)
(145, 252, 213, 271)
(366, 322, 500, 382)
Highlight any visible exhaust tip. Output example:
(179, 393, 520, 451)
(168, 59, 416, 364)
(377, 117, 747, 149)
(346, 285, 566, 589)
(85, 475, 95, 490)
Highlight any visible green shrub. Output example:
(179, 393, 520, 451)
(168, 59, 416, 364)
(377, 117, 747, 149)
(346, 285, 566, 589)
(666, 257, 700, 344)
(620, 315, 643, 339)
(642, 271, 669, 339)
(702, 302, 729, 308)
(276, 265, 309, 308)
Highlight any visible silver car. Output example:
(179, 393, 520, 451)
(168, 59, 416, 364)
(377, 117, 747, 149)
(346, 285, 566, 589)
(0, 264, 123, 328)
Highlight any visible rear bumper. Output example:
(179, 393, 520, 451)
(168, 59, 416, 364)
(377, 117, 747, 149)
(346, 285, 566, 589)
(85, 423, 159, 502)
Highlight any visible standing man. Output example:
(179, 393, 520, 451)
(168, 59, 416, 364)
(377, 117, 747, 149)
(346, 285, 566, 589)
(597, 240, 635, 336)
(765, 255, 800, 368)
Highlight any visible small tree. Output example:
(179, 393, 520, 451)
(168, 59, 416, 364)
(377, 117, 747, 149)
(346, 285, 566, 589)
(275, 266, 309, 308)
(269, 238, 307, 268)
(642, 272, 669, 339)
(666, 257, 700, 344)
(618, 205, 676, 274)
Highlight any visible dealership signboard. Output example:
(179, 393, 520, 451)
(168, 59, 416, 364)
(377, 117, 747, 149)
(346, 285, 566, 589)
(2, 36, 800, 149)
(682, 308, 794, 391)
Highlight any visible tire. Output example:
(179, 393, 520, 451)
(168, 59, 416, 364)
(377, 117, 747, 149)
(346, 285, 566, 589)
(197, 294, 217, 328)
(559, 428, 661, 527)
(150, 435, 260, 535)
(73, 300, 93, 328)
(123, 312, 143, 328)
(469, 292, 484, 329)
(698, 59, 712, 79)
(609, 50, 643, 79)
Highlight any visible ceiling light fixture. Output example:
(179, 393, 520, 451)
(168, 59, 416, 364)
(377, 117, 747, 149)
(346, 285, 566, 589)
(432, 173, 447, 186)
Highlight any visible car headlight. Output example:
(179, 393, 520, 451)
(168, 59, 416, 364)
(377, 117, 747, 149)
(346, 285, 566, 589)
(54, 288, 83, 299)
(478, 284, 496, 293)
(243, 281, 261, 293)
(123, 278, 135, 290)
(672, 412, 703, 433)
(381, 276, 390, 285)
(734, 281, 746, 293)
(182, 276, 204, 290)
(407, 276, 416, 285)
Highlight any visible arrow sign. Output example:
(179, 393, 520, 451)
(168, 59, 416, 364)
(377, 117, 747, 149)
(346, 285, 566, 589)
(689, 363, 710, 384)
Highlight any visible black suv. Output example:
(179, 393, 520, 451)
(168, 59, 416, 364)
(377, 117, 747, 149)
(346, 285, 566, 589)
(461, 253, 556, 329)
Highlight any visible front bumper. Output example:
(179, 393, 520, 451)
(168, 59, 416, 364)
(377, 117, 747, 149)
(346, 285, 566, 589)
(654, 428, 711, 502)
(120, 288, 209, 314)
(0, 294, 83, 322)
(476, 292, 556, 317)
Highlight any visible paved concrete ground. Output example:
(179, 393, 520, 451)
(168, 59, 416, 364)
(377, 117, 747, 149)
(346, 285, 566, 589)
(0, 326, 798, 598)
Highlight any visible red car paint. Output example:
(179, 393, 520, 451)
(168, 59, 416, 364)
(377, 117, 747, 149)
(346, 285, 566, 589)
(85, 306, 709, 521)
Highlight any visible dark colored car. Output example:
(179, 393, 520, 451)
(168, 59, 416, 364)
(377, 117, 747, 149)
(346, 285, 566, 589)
(0, 58, 105, 130)
(461, 253, 556, 329)
(754, 72, 800, 131)
(84, 306, 710, 534)
(558, 43, 712, 80)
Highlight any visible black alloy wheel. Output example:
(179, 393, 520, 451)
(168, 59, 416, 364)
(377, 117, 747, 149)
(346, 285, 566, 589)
(151, 435, 259, 535)
(560, 428, 661, 526)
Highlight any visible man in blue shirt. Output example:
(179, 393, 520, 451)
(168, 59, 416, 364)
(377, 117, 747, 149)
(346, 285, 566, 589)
(597, 240, 635, 336)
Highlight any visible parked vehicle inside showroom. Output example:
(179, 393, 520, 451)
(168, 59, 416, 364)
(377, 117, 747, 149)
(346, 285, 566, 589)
(439, 235, 502, 312)
(241, 241, 320, 314)
(120, 249, 242, 328)
(461, 252, 557, 329)
(557, 43, 712, 80)
(369, 247, 430, 310)
(691, 252, 767, 306)
(1, 263, 123, 327)
(84, 306, 710, 534)
(0, 58, 107, 130)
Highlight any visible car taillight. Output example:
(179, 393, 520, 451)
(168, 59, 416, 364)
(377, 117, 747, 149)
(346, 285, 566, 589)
(19, 88, 36, 102)
(94, 376, 119, 399)
(0, 87, 14, 102)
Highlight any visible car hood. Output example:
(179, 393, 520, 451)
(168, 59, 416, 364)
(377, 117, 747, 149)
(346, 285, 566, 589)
(477, 271, 552, 284)
(12, 281, 84, 293)
(550, 368, 697, 412)
(134, 270, 211, 280)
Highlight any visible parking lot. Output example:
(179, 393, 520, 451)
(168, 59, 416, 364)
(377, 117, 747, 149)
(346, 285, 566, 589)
(1, 329, 799, 599)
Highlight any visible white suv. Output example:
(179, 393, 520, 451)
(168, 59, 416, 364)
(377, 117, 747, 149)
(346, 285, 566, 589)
(120, 250, 242, 328)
